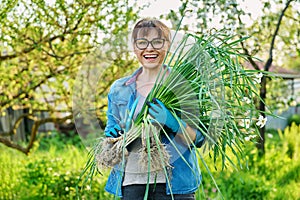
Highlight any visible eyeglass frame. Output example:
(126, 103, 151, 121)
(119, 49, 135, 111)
(134, 38, 166, 50)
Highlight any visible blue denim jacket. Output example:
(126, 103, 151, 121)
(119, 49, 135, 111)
(104, 67, 205, 197)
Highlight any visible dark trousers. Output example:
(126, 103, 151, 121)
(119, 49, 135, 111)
(121, 183, 195, 200)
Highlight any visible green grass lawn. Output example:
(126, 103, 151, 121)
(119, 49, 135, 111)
(0, 132, 113, 200)
(0, 124, 299, 199)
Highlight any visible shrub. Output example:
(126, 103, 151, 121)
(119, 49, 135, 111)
(36, 130, 84, 151)
(278, 123, 299, 160)
(21, 157, 79, 199)
(0, 144, 114, 200)
(287, 114, 300, 126)
(19, 149, 115, 200)
(198, 124, 300, 199)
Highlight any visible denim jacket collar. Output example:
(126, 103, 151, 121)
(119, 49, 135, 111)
(124, 65, 170, 87)
(124, 67, 143, 86)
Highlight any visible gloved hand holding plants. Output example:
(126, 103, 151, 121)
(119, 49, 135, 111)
(147, 98, 187, 134)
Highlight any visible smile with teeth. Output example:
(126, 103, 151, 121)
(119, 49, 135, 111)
(143, 54, 158, 60)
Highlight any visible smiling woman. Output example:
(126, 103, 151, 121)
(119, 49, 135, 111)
(82, 13, 270, 200)
(132, 19, 171, 73)
(100, 18, 204, 200)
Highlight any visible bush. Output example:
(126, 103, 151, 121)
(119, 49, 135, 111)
(20, 156, 113, 199)
(36, 130, 84, 151)
(21, 157, 78, 199)
(287, 114, 300, 126)
(0, 143, 114, 200)
(197, 124, 300, 199)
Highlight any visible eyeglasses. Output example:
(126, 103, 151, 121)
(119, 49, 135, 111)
(134, 38, 165, 50)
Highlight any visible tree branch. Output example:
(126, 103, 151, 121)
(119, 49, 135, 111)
(0, 14, 90, 62)
(0, 137, 28, 153)
(237, 15, 260, 70)
(0, 114, 73, 155)
(25, 114, 73, 153)
(0, 68, 66, 108)
(0, 34, 65, 61)
(285, 14, 300, 23)
(239, 37, 260, 70)
(0, 113, 36, 136)
(265, 0, 294, 71)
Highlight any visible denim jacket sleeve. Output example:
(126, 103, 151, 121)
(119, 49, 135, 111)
(104, 92, 119, 137)
(104, 76, 135, 137)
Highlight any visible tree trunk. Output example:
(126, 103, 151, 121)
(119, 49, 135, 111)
(256, 76, 267, 155)
(255, 0, 294, 155)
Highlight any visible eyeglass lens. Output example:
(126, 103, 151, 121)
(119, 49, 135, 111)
(135, 38, 165, 50)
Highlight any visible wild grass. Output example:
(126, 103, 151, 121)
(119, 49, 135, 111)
(0, 125, 299, 199)
(0, 136, 113, 200)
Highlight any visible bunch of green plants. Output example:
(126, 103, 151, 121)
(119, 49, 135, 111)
(20, 156, 114, 199)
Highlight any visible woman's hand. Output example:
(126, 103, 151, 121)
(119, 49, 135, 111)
(147, 98, 186, 133)
(106, 124, 124, 138)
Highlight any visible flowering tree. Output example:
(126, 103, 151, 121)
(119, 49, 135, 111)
(0, 0, 138, 154)
(243, 0, 296, 154)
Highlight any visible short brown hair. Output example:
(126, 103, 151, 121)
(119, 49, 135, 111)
(132, 18, 171, 42)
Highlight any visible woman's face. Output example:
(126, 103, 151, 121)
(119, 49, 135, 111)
(133, 28, 169, 70)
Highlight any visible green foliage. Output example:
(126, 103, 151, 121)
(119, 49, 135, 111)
(278, 123, 299, 160)
(198, 124, 300, 199)
(21, 157, 80, 199)
(202, 171, 273, 199)
(36, 130, 83, 151)
(0, 0, 139, 152)
(1, 125, 300, 199)
(0, 136, 114, 200)
(287, 114, 300, 127)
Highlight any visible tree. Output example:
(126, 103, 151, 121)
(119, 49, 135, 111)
(242, 0, 296, 154)
(0, 0, 138, 154)
(164, 0, 300, 154)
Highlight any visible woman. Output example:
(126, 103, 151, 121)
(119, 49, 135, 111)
(104, 18, 205, 200)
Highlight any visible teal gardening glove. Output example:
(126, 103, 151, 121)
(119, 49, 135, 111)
(147, 98, 187, 133)
(107, 124, 124, 138)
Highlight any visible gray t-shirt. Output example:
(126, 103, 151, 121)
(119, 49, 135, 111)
(122, 94, 166, 186)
